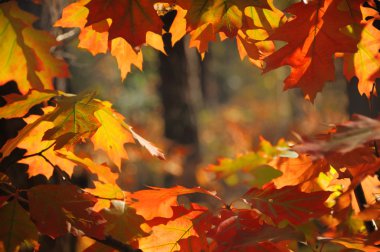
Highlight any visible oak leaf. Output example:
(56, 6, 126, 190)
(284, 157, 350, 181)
(176, 0, 275, 58)
(84, 182, 125, 211)
(28, 184, 106, 239)
(90, 102, 135, 168)
(56, 151, 119, 184)
(344, 22, 380, 96)
(0, 89, 56, 119)
(55, 1, 144, 79)
(54, 0, 109, 55)
(271, 155, 330, 188)
(110, 37, 143, 79)
(138, 204, 206, 252)
(17, 115, 76, 178)
(0, 91, 164, 167)
(264, 0, 358, 100)
(128, 186, 218, 220)
(237, 1, 285, 68)
(243, 183, 331, 225)
(42, 91, 101, 148)
(85, 0, 163, 48)
(209, 208, 299, 251)
(294, 115, 380, 158)
(0, 1, 68, 94)
(85, 200, 147, 251)
(208, 153, 282, 187)
(207, 138, 290, 186)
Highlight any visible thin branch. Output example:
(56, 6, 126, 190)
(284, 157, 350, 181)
(39, 153, 69, 183)
(89, 235, 142, 252)
(21, 142, 56, 160)
(94, 196, 124, 201)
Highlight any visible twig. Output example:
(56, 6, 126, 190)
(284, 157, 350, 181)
(353, 185, 377, 233)
(89, 235, 142, 252)
(21, 142, 56, 160)
(39, 153, 69, 183)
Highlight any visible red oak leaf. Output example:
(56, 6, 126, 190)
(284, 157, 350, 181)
(243, 183, 331, 225)
(264, 0, 359, 101)
(28, 184, 106, 239)
(85, 0, 163, 47)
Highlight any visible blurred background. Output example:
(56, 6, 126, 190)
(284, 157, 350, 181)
(64, 36, 350, 193)
(17, 0, 357, 197)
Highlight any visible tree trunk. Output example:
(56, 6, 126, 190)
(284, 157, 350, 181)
(159, 17, 200, 187)
(346, 77, 379, 233)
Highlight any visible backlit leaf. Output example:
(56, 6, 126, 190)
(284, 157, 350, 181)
(264, 0, 358, 100)
(139, 205, 205, 252)
(85, 0, 163, 48)
(0, 89, 56, 119)
(344, 22, 380, 96)
(128, 186, 218, 220)
(84, 182, 125, 211)
(0, 1, 68, 94)
(91, 102, 135, 169)
(17, 115, 76, 178)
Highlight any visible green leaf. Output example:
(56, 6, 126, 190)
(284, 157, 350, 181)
(0, 90, 57, 119)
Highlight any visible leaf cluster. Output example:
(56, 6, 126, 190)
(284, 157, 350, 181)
(0, 0, 379, 251)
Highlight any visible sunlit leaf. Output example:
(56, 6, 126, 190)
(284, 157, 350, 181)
(264, 0, 359, 100)
(0, 90, 56, 119)
(128, 186, 218, 220)
(0, 2, 68, 94)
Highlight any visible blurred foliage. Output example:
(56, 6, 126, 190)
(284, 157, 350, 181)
(65, 34, 349, 193)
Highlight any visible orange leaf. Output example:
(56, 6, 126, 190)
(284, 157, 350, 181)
(17, 115, 76, 178)
(357, 202, 380, 220)
(56, 151, 119, 184)
(84, 182, 125, 211)
(264, 0, 359, 101)
(128, 186, 218, 220)
(110, 37, 143, 80)
(343, 22, 380, 96)
(271, 155, 329, 188)
(90, 102, 135, 169)
(0, 2, 68, 94)
(85, 0, 163, 48)
(138, 205, 206, 252)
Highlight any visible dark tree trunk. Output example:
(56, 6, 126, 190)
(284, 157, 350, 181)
(159, 39, 199, 146)
(159, 12, 200, 187)
(346, 77, 380, 233)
